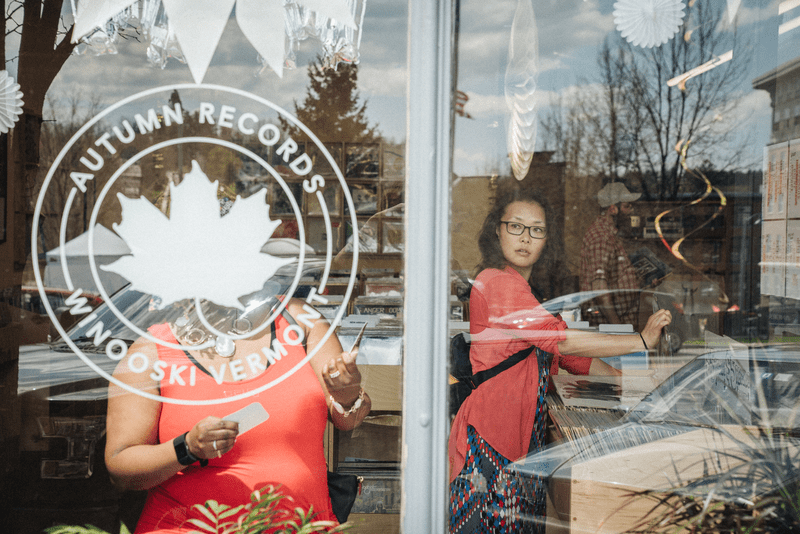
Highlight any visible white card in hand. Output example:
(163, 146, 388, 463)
(223, 402, 269, 435)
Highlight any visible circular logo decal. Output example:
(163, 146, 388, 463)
(32, 84, 359, 404)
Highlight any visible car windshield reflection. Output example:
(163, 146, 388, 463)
(18, 258, 326, 396)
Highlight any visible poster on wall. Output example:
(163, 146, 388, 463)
(790, 139, 800, 219)
(761, 219, 787, 297)
(764, 143, 789, 221)
(787, 220, 800, 300)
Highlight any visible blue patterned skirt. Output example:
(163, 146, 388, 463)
(448, 348, 551, 534)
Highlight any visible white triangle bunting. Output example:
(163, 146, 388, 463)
(236, 0, 287, 79)
(71, 0, 360, 82)
(161, 0, 236, 84)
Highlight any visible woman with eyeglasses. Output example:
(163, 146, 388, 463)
(448, 187, 671, 534)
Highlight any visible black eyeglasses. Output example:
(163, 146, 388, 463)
(501, 221, 547, 239)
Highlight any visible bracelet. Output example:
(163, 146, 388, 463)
(638, 332, 649, 351)
(330, 388, 366, 417)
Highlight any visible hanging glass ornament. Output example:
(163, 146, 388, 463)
(72, 0, 361, 82)
(71, 19, 119, 56)
(138, 0, 163, 41)
(319, 0, 366, 69)
(505, 0, 538, 181)
(142, 3, 185, 69)
(70, 1, 137, 56)
(265, 0, 365, 72)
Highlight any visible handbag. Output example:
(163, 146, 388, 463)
(327, 470, 363, 523)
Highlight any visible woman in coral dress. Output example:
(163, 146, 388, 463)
(105, 297, 370, 533)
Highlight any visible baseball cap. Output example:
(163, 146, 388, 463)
(597, 182, 641, 208)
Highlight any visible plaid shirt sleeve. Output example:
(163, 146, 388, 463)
(580, 216, 641, 325)
(579, 217, 615, 291)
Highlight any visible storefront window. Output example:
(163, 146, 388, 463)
(5, 1, 800, 532)
(3, 1, 410, 532)
(448, 1, 800, 532)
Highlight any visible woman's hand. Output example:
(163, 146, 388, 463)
(640, 308, 672, 349)
(185, 417, 239, 460)
(323, 348, 362, 406)
(300, 300, 371, 429)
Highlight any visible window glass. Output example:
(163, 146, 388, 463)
(449, 1, 800, 532)
(5, 2, 407, 533)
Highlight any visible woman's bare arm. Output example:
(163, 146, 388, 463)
(557, 308, 671, 358)
(104, 340, 238, 491)
(295, 300, 371, 431)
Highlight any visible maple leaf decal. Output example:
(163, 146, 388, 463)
(102, 160, 294, 309)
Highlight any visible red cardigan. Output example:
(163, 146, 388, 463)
(448, 266, 591, 481)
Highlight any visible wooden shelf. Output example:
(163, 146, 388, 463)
(346, 512, 400, 533)
(325, 364, 402, 526)
(360, 364, 402, 411)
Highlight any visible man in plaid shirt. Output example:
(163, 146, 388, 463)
(580, 183, 642, 327)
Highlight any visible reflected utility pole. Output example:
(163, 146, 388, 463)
(169, 89, 183, 180)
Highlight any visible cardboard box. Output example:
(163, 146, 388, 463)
(545, 427, 799, 533)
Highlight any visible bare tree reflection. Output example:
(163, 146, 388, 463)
(541, 0, 751, 201)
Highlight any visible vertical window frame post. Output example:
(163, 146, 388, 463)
(403, 0, 455, 532)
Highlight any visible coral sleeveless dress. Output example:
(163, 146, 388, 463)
(134, 314, 335, 533)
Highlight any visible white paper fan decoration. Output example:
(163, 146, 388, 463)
(0, 71, 23, 133)
(613, 0, 686, 49)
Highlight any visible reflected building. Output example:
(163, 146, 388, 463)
(753, 55, 800, 145)
(754, 54, 800, 336)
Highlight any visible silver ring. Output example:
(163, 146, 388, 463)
(213, 440, 218, 451)
(329, 370, 340, 379)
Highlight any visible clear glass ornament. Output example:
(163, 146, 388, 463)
(505, 0, 539, 181)
(143, 3, 185, 69)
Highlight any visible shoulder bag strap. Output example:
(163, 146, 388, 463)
(463, 343, 536, 390)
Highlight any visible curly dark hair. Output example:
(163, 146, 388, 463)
(476, 187, 567, 301)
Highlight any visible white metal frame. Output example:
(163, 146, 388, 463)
(402, 0, 454, 532)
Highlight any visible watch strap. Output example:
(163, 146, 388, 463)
(173, 432, 208, 466)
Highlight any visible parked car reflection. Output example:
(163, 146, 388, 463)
(12, 286, 102, 345)
(506, 345, 800, 533)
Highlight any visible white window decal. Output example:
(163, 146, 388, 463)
(32, 84, 360, 405)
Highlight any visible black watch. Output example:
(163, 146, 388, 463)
(173, 432, 208, 467)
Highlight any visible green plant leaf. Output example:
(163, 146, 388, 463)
(193, 499, 230, 529)
(185, 518, 217, 533)
(201, 499, 228, 516)
(217, 504, 247, 520)
(42, 485, 353, 534)
(44, 526, 112, 534)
